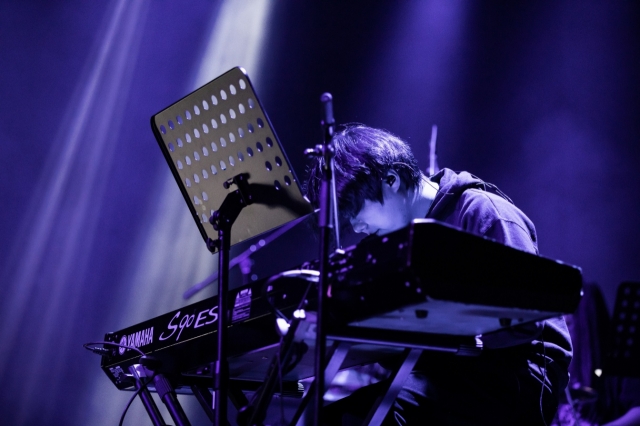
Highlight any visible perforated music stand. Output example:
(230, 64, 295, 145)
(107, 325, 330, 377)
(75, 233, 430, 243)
(151, 67, 310, 251)
(151, 67, 312, 425)
(604, 281, 640, 377)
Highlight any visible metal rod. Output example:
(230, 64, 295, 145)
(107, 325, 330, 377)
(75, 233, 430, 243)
(154, 374, 191, 426)
(129, 365, 167, 426)
(215, 226, 230, 426)
(312, 92, 336, 426)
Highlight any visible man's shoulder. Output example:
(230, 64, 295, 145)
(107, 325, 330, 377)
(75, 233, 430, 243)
(458, 187, 519, 220)
(456, 188, 538, 253)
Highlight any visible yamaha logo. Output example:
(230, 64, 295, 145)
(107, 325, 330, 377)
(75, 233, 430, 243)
(117, 326, 154, 355)
(118, 336, 127, 355)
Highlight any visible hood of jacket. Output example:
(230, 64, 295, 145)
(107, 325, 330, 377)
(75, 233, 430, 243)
(427, 168, 514, 220)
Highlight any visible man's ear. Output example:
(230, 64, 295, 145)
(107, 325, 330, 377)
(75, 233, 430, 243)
(384, 170, 401, 192)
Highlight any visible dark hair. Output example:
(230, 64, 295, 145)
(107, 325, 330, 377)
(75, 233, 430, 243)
(305, 124, 421, 222)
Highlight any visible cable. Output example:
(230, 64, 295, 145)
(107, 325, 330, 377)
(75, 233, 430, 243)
(83, 342, 158, 425)
(83, 341, 145, 357)
(84, 341, 164, 425)
(330, 159, 341, 249)
(262, 269, 319, 321)
(183, 213, 309, 299)
(241, 270, 316, 425)
(539, 323, 548, 426)
(423, 175, 440, 193)
(277, 341, 286, 425)
(118, 372, 157, 426)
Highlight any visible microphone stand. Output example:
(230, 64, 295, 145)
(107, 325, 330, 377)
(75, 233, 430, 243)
(311, 93, 335, 426)
(428, 124, 439, 176)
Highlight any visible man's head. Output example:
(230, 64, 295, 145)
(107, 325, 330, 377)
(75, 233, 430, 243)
(305, 125, 422, 234)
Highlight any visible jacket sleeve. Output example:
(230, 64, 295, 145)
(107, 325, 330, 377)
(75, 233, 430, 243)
(482, 217, 538, 255)
(460, 191, 544, 348)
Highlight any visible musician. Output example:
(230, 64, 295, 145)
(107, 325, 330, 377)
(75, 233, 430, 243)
(305, 125, 572, 425)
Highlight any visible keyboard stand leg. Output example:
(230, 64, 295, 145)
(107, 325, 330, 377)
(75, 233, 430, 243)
(292, 341, 351, 426)
(227, 381, 250, 425)
(191, 383, 243, 425)
(154, 374, 192, 426)
(228, 381, 250, 410)
(363, 348, 422, 426)
(191, 385, 216, 423)
(129, 366, 167, 426)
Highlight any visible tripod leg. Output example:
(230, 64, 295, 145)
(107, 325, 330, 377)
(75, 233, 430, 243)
(292, 341, 351, 426)
(363, 348, 422, 426)
(129, 365, 167, 426)
(154, 374, 192, 426)
(191, 385, 215, 423)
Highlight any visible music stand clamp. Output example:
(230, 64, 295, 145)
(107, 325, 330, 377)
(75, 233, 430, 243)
(208, 173, 253, 249)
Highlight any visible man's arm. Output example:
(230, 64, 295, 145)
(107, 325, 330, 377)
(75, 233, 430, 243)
(460, 190, 544, 348)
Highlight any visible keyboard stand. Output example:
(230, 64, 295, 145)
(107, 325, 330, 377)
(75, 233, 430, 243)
(363, 348, 422, 426)
(130, 365, 168, 426)
(287, 327, 481, 426)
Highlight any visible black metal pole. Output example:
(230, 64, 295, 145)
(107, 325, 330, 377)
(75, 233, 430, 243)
(313, 92, 335, 426)
(154, 374, 192, 426)
(215, 226, 230, 426)
(129, 366, 167, 426)
(137, 386, 167, 426)
(238, 317, 305, 426)
(191, 385, 216, 423)
(209, 178, 251, 426)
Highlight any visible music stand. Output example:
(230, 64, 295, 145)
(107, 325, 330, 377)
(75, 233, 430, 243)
(604, 281, 640, 377)
(151, 67, 311, 425)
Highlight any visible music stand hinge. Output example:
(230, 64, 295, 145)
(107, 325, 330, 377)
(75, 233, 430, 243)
(209, 173, 253, 231)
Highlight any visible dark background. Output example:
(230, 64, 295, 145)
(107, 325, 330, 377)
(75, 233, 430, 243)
(1, 1, 638, 424)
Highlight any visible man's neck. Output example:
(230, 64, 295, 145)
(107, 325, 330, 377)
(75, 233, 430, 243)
(411, 174, 439, 219)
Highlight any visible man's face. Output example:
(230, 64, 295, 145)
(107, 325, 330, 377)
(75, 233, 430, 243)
(349, 171, 411, 236)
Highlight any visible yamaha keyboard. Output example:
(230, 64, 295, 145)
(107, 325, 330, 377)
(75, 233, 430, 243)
(100, 220, 582, 391)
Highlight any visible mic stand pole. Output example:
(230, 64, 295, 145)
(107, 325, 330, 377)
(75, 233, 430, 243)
(312, 93, 335, 426)
(208, 173, 253, 426)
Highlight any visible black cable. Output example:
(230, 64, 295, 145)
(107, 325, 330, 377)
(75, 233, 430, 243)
(277, 344, 286, 425)
(118, 372, 157, 426)
(83, 341, 145, 357)
(262, 269, 319, 321)
(183, 213, 308, 299)
(241, 272, 316, 425)
(84, 341, 163, 425)
(539, 323, 548, 426)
